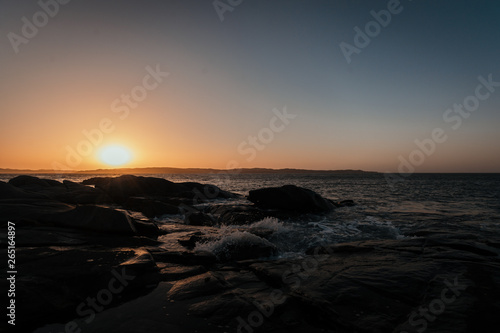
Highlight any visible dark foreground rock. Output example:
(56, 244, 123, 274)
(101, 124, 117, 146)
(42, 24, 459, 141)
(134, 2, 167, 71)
(83, 175, 237, 204)
(40, 205, 137, 235)
(7, 175, 112, 204)
(2, 221, 500, 332)
(248, 185, 336, 213)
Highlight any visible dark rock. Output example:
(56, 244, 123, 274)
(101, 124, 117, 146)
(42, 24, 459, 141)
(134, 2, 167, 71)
(178, 232, 207, 249)
(167, 272, 227, 301)
(6, 176, 112, 204)
(124, 196, 179, 218)
(87, 175, 190, 203)
(62, 180, 112, 204)
(150, 249, 217, 267)
(158, 263, 207, 281)
(133, 219, 160, 237)
(184, 212, 215, 226)
(208, 204, 268, 225)
(0, 180, 50, 200)
(336, 199, 356, 207)
(40, 205, 137, 235)
(8, 175, 63, 189)
(248, 185, 335, 213)
(6, 246, 160, 332)
(0, 194, 74, 225)
(81, 176, 238, 206)
(179, 182, 238, 200)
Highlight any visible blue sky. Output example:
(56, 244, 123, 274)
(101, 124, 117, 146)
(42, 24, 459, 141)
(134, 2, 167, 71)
(1, 0, 499, 171)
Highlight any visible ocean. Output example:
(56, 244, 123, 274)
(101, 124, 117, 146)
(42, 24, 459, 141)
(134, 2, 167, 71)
(3, 172, 499, 258)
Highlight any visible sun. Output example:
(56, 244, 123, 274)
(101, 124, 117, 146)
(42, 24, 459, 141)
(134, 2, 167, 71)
(98, 145, 133, 166)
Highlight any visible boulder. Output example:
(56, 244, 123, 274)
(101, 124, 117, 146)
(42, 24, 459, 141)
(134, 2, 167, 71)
(62, 180, 112, 204)
(85, 175, 190, 203)
(179, 182, 238, 199)
(0, 179, 51, 200)
(248, 185, 335, 213)
(8, 175, 63, 189)
(208, 204, 268, 225)
(40, 205, 137, 235)
(9, 246, 159, 332)
(124, 197, 179, 218)
(81, 176, 238, 205)
(6, 176, 111, 204)
(184, 212, 216, 226)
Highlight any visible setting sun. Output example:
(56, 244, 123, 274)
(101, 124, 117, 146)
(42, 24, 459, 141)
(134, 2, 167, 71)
(98, 145, 133, 166)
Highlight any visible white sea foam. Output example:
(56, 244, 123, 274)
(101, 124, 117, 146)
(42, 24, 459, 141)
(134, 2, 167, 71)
(194, 229, 274, 258)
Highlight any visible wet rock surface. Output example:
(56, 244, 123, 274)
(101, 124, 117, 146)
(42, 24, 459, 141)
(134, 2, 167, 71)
(248, 184, 336, 213)
(1, 176, 499, 332)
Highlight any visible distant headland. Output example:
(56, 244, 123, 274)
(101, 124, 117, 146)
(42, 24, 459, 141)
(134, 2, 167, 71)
(0, 167, 379, 175)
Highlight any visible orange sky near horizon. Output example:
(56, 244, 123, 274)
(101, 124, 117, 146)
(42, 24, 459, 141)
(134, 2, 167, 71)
(1, 1, 500, 173)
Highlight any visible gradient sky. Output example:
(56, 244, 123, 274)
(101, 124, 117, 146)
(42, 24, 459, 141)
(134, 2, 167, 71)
(1, 0, 499, 172)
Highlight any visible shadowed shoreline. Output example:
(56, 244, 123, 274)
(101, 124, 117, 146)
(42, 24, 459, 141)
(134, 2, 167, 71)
(1, 175, 499, 332)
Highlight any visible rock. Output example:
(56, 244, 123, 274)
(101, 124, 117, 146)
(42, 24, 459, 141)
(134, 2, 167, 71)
(8, 175, 63, 189)
(167, 272, 227, 301)
(184, 212, 216, 226)
(62, 180, 112, 204)
(87, 175, 190, 203)
(6, 246, 160, 332)
(178, 232, 207, 249)
(133, 219, 160, 237)
(150, 249, 217, 267)
(40, 205, 137, 235)
(248, 185, 335, 213)
(81, 176, 239, 205)
(336, 199, 356, 207)
(0, 186, 74, 225)
(179, 182, 238, 199)
(158, 263, 207, 281)
(124, 197, 179, 218)
(208, 204, 268, 225)
(6, 176, 112, 204)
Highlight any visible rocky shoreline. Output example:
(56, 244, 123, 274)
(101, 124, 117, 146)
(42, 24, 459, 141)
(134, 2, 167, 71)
(1, 175, 499, 332)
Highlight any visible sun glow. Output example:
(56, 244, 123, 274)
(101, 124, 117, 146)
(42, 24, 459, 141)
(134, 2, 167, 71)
(98, 145, 133, 166)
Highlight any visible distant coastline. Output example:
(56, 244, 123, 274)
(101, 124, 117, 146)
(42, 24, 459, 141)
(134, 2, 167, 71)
(0, 167, 379, 175)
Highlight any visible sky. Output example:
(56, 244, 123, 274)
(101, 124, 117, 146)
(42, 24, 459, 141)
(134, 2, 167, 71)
(1, 0, 499, 172)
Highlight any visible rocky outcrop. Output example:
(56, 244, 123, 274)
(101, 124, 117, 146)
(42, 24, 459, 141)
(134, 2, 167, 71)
(248, 185, 336, 213)
(7, 175, 111, 204)
(124, 196, 179, 218)
(40, 206, 137, 235)
(82, 175, 237, 204)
